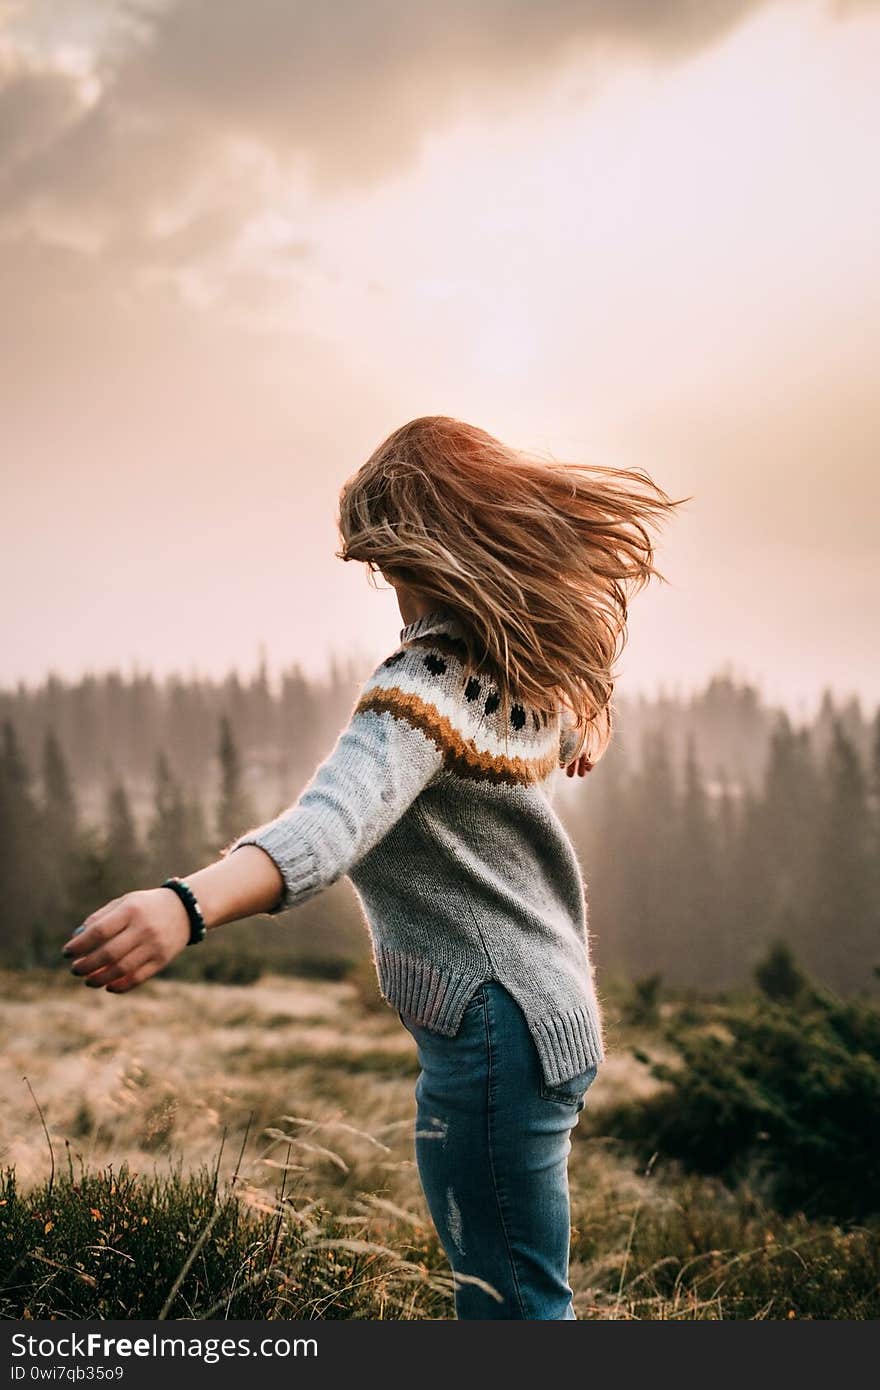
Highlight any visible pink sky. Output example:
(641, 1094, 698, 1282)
(2, 0, 878, 719)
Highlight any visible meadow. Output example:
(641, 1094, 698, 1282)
(2, 961, 877, 1320)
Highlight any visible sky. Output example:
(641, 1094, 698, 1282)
(1, 0, 878, 721)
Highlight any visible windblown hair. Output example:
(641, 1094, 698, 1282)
(336, 416, 691, 763)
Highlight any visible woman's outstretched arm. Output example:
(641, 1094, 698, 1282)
(59, 844, 287, 992)
(61, 643, 445, 992)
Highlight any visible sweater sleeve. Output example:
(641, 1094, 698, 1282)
(222, 647, 446, 915)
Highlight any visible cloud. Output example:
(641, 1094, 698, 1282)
(107, 0, 781, 188)
(0, 45, 81, 179)
(0, 1, 797, 266)
(829, 0, 880, 13)
(1, 0, 876, 311)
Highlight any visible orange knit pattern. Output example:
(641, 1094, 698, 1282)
(356, 685, 560, 787)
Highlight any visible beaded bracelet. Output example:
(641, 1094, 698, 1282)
(161, 877, 207, 946)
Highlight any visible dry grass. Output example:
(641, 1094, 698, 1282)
(0, 967, 650, 1193)
(2, 968, 874, 1319)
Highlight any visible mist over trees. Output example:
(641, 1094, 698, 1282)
(0, 658, 877, 993)
(564, 704, 879, 992)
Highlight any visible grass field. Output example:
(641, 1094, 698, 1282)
(1, 967, 877, 1320)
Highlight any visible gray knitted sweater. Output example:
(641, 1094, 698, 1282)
(225, 606, 605, 1086)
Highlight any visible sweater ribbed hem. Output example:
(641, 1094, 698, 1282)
(530, 1004, 606, 1087)
(374, 945, 488, 1036)
(375, 945, 605, 1088)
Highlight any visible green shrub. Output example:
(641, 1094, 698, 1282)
(754, 939, 808, 1002)
(167, 946, 264, 986)
(287, 955, 354, 981)
(624, 972, 664, 1026)
(0, 1162, 277, 1319)
(596, 989, 880, 1220)
(0, 1160, 449, 1320)
(570, 1169, 880, 1319)
(173, 945, 358, 985)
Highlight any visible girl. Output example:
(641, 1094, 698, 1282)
(61, 416, 686, 1320)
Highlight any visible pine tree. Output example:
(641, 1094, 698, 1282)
(146, 752, 190, 881)
(182, 787, 211, 873)
(869, 708, 880, 984)
(620, 726, 679, 977)
(756, 714, 821, 972)
(711, 765, 742, 985)
(35, 727, 80, 962)
(0, 721, 42, 964)
(42, 726, 78, 846)
(216, 715, 257, 848)
(676, 733, 719, 988)
(810, 718, 872, 991)
(102, 776, 147, 899)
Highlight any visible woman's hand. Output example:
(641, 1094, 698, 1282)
(565, 752, 594, 779)
(61, 888, 191, 993)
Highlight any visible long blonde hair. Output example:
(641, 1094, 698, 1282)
(336, 416, 690, 762)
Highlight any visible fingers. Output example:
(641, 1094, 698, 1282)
(68, 922, 140, 979)
(63, 890, 189, 995)
(564, 754, 595, 778)
(106, 960, 160, 993)
(74, 932, 146, 981)
(62, 899, 130, 959)
(82, 941, 156, 990)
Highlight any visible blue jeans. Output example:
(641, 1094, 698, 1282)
(398, 979, 599, 1320)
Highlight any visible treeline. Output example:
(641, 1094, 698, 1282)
(2, 660, 874, 805)
(566, 711, 880, 994)
(0, 660, 877, 991)
(0, 714, 265, 968)
(0, 652, 366, 826)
